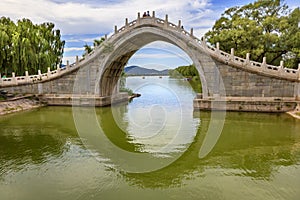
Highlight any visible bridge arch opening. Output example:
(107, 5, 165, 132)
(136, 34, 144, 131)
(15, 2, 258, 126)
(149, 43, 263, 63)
(125, 41, 193, 73)
(122, 41, 199, 90)
(97, 27, 210, 98)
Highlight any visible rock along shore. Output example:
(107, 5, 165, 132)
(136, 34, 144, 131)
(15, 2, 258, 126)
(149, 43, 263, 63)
(0, 95, 44, 116)
(287, 104, 300, 120)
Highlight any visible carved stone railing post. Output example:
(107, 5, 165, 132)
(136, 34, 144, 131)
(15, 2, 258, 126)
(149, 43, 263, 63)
(298, 63, 300, 79)
(164, 14, 168, 28)
(38, 70, 42, 80)
(178, 20, 181, 29)
(279, 60, 284, 73)
(47, 67, 51, 77)
(84, 49, 88, 57)
(12, 72, 17, 84)
(25, 71, 29, 82)
(216, 42, 220, 55)
(76, 56, 79, 65)
(230, 48, 235, 61)
(298, 63, 300, 101)
(262, 57, 267, 71)
(114, 25, 117, 34)
(125, 18, 128, 28)
(57, 63, 61, 74)
(66, 60, 70, 70)
(201, 36, 207, 49)
(137, 12, 141, 25)
(246, 53, 250, 64)
(152, 11, 156, 23)
(190, 28, 194, 37)
(280, 60, 284, 68)
(262, 57, 267, 65)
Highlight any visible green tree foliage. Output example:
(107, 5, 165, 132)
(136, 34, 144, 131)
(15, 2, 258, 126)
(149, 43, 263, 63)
(118, 71, 134, 95)
(93, 37, 105, 47)
(83, 37, 105, 57)
(83, 44, 93, 55)
(169, 64, 202, 92)
(0, 17, 65, 75)
(169, 64, 199, 78)
(205, 0, 300, 68)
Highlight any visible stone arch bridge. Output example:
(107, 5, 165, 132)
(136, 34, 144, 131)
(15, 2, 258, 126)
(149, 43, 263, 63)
(1, 12, 299, 112)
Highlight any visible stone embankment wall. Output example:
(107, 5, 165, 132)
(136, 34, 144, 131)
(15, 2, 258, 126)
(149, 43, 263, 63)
(215, 61, 296, 97)
(0, 96, 43, 115)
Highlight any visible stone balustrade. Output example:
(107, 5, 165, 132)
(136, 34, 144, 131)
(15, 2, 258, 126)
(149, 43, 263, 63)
(204, 41, 299, 80)
(1, 12, 299, 88)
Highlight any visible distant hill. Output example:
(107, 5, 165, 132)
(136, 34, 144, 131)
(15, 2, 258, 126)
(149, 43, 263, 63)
(124, 66, 169, 76)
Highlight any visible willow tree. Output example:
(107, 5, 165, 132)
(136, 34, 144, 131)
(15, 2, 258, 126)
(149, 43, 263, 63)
(205, 0, 300, 68)
(0, 17, 65, 75)
(0, 17, 15, 73)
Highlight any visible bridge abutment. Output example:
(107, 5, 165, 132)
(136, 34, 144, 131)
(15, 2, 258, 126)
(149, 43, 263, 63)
(295, 82, 300, 101)
(194, 97, 298, 112)
(41, 93, 129, 107)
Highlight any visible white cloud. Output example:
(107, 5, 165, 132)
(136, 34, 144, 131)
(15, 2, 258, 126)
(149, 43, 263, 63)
(0, 0, 213, 36)
(65, 37, 97, 43)
(0, 0, 228, 68)
(62, 56, 77, 64)
(140, 63, 173, 70)
(132, 41, 192, 61)
(132, 50, 191, 63)
(127, 41, 193, 69)
(64, 47, 85, 52)
(131, 53, 180, 59)
(144, 41, 181, 50)
(0, 0, 216, 67)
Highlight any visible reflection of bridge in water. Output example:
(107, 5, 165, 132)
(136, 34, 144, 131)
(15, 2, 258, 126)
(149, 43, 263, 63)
(0, 12, 299, 112)
(1, 108, 300, 190)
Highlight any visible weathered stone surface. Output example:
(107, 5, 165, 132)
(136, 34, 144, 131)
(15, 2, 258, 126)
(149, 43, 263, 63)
(194, 98, 298, 112)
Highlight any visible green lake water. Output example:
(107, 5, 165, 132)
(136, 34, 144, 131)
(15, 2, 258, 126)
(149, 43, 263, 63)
(0, 76, 300, 200)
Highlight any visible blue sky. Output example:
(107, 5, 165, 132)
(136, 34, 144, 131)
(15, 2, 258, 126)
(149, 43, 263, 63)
(0, 0, 299, 69)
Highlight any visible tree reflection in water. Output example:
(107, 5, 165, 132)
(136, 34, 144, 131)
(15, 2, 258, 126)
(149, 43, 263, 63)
(0, 106, 299, 192)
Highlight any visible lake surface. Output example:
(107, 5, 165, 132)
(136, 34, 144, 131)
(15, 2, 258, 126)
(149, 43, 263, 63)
(0, 76, 300, 200)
